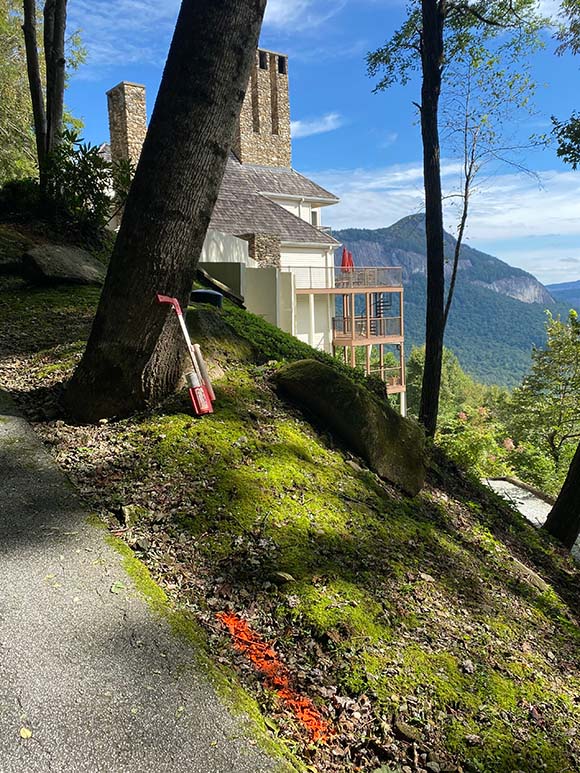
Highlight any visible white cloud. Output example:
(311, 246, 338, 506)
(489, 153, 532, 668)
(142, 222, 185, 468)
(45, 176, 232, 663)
(69, 0, 179, 71)
(264, 0, 346, 31)
(538, 0, 561, 19)
(291, 113, 345, 139)
(308, 161, 580, 283)
(70, 0, 345, 74)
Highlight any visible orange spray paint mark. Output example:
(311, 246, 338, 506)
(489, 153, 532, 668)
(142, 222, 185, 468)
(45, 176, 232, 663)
(217, 611, 331, 742)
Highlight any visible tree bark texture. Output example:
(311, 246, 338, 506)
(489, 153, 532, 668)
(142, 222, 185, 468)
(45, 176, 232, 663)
(44, 0, 67, 155)
(22, 0, 47, 179)
(444, 171, 470, 329)
(418, 0, 446, 437)
(543, 442, 580, 550)
(64, 0, 267, 422)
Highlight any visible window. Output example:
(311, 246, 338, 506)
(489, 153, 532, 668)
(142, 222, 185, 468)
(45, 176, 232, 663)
(259, 51, 268, 70)
(278, 56, 287, 75)
(311, 210, 319, 227)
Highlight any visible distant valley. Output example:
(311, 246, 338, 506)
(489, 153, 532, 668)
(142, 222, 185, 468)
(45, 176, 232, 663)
(334, 214, 567, 387)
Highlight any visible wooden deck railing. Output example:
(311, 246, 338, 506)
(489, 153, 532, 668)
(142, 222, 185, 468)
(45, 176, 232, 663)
(332, 315, 402, 339)
(285, 266, 403, 290)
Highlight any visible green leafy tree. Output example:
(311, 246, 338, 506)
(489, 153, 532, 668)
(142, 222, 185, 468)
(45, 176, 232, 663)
(44, 129, 134, 242)
(21, 0, 85, 188)
(509, 311, 580, 473)
(543, 2, 580, 551)
(0, 0, 36, 184)
(0, 0, 84, 188)
(406, 345, 486, 423)
(552, 0, 580, 166)
(368, 0, 545, 437)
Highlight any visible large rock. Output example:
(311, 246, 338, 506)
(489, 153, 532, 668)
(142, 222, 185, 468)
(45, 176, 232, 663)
(275, 359, 426, 496)
(22, 244, 106, 285)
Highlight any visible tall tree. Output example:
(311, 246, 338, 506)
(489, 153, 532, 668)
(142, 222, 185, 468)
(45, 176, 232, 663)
(543, 0, 580, 552)
(64, 0, 267, 422)
(21, 0, 68, 186)
(368, 0, 544, 437)
(0, 0, 37, 184)
(543, 441, 580, 550)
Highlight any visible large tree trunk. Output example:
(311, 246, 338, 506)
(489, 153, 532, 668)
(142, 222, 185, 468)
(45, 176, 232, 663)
(418, 0, 446, 437)
(44, 0, 67, 155)
(64, 0, 266, 422)
(543, 442, 580, 550)
(22, 0, 47, 181)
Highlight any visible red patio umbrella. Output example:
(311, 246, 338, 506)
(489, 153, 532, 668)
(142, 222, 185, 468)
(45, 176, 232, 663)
(347, 250, 355, 272)
(340, 246, 350, 272)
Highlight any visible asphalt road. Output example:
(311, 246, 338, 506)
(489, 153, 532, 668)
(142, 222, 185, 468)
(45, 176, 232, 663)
(484, 477, 580, 563)
(0, 390, 280, 773)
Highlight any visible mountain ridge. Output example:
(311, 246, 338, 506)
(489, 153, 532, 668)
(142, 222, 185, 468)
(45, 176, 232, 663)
(334, 214, 554, 306)
(333, 214, 564, 387)
(546, 279, 580, 311)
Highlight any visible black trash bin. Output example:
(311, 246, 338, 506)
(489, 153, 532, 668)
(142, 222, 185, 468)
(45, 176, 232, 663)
(190, 289, 223, 308)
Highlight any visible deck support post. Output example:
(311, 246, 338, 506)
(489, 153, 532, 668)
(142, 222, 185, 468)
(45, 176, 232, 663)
(308, 293, 315, 348)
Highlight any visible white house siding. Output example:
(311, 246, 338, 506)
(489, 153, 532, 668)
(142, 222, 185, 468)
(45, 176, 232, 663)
(280, 245, 335, 291)
(265, 197, 313, 224)
(244, 266, 280, 326)
(200, 229, 252, 265)
(293, 294, 333, 353)
(277, 200, 301, 218)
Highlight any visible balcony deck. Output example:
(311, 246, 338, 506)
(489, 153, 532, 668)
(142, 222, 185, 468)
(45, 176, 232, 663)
(285, 266, 403, 293)
(332, 315, 403, 344)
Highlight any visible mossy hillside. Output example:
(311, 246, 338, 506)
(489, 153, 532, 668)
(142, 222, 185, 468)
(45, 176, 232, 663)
(120, 354, 579, 771)
(2, 273, 579, 771)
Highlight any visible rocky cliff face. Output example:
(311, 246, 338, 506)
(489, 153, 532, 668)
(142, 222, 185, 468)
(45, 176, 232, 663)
(474, 276, 554, 305)
(334, 214, 555, 306)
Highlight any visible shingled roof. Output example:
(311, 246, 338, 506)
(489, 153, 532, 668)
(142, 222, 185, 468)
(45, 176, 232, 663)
(209, 156, 339, 246)
(234, 162, 338, 202)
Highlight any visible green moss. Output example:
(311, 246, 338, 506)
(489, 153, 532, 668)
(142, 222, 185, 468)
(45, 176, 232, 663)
(216, 301, 387, 398)
(86, 512, 107, 530)
(292, 580, 390, 643)
(446, 718, 574, 772)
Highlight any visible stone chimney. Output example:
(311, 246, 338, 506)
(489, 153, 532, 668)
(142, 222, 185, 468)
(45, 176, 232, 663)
(106, 81, 147, 166)
(232, 49, 291, 168)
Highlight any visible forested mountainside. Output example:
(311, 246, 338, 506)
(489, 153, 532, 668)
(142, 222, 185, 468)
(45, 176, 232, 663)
(334, 215, 564, 386)
(547, 279, 580, 311)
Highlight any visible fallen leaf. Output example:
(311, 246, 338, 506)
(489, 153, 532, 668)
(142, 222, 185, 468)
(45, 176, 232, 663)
(110, 581, 126, 594)
(19, 727, 32, 739)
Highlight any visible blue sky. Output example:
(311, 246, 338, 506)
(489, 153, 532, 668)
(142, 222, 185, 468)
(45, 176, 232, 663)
(66, 0, 580, 285)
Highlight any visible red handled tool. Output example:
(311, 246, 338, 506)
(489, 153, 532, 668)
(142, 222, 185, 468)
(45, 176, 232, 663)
(157, 294, 215, 415)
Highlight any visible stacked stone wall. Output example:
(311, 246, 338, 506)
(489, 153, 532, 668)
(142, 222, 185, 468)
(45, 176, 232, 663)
(232, 49, 291, 168)
(106, 82, 147, 165)
(238, 233, 281, 266)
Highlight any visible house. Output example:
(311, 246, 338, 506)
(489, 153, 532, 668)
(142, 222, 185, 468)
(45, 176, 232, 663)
(105, 49, 407, 414)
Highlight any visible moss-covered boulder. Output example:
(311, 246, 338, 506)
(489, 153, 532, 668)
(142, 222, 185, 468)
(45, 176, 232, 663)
(23, 244, 105, 285)
(275, 359, 426, 496)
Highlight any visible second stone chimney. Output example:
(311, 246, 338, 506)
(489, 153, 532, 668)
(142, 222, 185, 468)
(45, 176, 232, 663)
(232, 48, 291, 168)
(106, 81, 147, 166)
